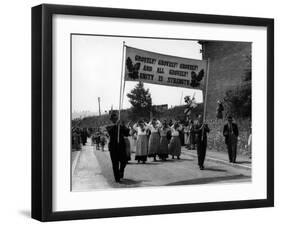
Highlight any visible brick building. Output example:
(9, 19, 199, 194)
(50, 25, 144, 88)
(199, 41, 252, 119)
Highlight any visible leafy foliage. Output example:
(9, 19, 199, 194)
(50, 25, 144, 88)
(126, 82, 153, 121)
(224, 84, 251, 119)
(223, 54, 252, 119)
(244, 54, 252, 82)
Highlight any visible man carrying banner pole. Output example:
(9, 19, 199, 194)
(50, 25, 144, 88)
(106, 111, 130, 182)
(106, 41, 129, 183)
(194, 113, 210, 170)
(194, 58, 211, 170)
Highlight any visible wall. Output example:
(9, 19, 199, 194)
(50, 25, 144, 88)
(0, 1, 279, 226)
(200, 41, 251, 119)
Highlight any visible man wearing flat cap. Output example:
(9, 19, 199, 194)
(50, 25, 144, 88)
(106, 111, 130, 183)
(223, 115, 239, 163)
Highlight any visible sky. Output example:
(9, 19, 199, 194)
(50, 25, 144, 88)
(72, 35, 203, 114)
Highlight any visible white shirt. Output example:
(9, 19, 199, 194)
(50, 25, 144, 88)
(147, 120, 161, 133)
(160, 127, 170, 136)
(170, 125, 182, 136)
(133, 124, 147, 135)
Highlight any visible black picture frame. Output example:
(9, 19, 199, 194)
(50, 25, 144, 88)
(31, 4, 274, 222)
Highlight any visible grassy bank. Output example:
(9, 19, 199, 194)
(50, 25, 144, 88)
(206, 118, 251, 157)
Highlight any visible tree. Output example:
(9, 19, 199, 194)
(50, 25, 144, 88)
(223, 54, 251, 119)
(126, 82, 152, 121)
(224, 85, 251, 119)
(244, 53, 252, 82)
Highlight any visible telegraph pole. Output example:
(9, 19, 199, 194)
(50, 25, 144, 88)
(98, 97, 101, 116)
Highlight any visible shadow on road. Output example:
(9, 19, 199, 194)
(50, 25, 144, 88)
(127, 162, 161, 165)
(121, 178, 146, 185)
(164, 174, 251, 186)
(235, 161, 251, 164)
(127, 158, 193, 165)
(203, 167, 227, 172)
(166, 158, 193, 163)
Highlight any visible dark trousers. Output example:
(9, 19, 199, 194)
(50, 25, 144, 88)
(227, 142, 237, 163)
(197, 140, 207, 167)
(109, 151, 127, 182)
(226, 135, 238, 163)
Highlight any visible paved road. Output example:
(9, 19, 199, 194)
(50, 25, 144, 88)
(72, 139, 251, 191)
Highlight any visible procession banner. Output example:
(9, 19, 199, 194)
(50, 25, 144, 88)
(124, 46, 207, 89)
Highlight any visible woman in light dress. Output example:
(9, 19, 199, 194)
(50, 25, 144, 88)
(168, 121, 183, 159)
(133, 120, 149, 163)
(158, 120, 170, 161)
(147, 118, 161, 161)
(183, 123, 189, 148)
(184, 119, 195, 150)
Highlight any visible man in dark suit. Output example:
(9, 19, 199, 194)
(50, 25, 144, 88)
(106, 112, 130, 183)
(223, 115, 239, 163)
(194, 114, 210, 170)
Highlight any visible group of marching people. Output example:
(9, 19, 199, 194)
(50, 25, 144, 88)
(104, 112, 211, 182)
(92, 118, 185, 163)
(132, 119, 182, 163)
(72, 108, 244, 183)
(101, 111, 188, 182)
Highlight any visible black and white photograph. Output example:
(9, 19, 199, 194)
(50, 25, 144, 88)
(0, 0, 278, 224)
(30, 2, 274, 222)
(71, 35, 252, 191)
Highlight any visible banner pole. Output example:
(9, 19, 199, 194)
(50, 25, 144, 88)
(117, 41, 126, 143)
(203, 58, 210, 122)
(202, 58, 210, 141)
(121, 49, 127, 109)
